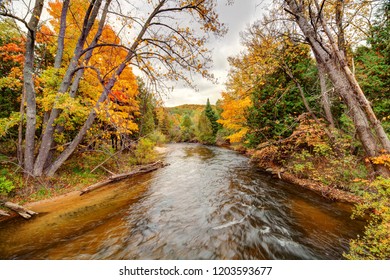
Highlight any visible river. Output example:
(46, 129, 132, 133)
(0, 143, 364, 259)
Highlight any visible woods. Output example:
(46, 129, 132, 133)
(0, 0, 224, 178)
(0, 0, 389, 260)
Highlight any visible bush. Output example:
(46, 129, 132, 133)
(0, 173, 14, 195)
(345, 177, 390, 259)
(134, 138, 157, 164)
(147, 130, 167, 145)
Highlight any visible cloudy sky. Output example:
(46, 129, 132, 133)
(163, 0, 268, 107)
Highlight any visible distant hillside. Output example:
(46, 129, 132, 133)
(165, 104, 217, 114)
(166, 104, 205, 112)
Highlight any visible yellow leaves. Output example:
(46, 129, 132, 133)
(0, 67, 23, 91)
(0, 112, 21, 138)
(227, 127, 249, 143)
(218, 94, 251, 143)
(368, 154, 390, 168)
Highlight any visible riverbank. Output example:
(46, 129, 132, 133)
(222, 143, 364, 204)
(0, 145, 166, 220)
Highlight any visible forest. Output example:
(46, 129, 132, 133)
(0, 0, 389, 260)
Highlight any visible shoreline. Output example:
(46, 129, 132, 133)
(221, 143, 363, 204)
(1, 142, 362, 223)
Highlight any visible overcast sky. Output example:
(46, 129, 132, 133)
(163, 0, 268, 107)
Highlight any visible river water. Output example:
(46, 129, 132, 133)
(0, 143, 364, 259)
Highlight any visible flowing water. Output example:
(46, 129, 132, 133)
(0, 143, 364, 259)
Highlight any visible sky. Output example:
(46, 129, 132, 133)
(163, 0, 268, 107)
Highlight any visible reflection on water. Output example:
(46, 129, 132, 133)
(0, 143, 364, 259)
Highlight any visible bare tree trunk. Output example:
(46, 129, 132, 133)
(317, 61, 335, 128)
(69, 0, 111, 98)
(53, 0, 70, 68)
(17, 89, 25, 166)
(44, 0, 167, 176)
(33, 0, 103, 176)
(23, 0, 45, 174)
(284, 0, 390, 176)
(314, 0, 390, 152)
(44, 0, 111, 170)
(42, 0, 70, 169)
(335, 0, 347, 59)
(44, 62, 127, 176)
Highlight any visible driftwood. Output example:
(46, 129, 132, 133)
(1, 201, 38, 219)
(0, 209, 10, 217)
(80, 161, 168, 196)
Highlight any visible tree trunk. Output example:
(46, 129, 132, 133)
(80, 161, 168, 195)
(69, 0, 111, 98)
(317, 61, 335, 128)
(285, 0, 390, 177)
(44, 61, 129, 177)
(314, 0, 390, 152)
(53, 0, 70, 68)
(23, 0, 45, 174)
(44, 0, 166, 176)
(33, 0, 104, 176)
(17, 89, 25, 166)
(41, 0, 71, 170)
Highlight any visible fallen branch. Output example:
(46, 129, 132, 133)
(90, 150, 121, 173)
(1, 201, 38, 219)
(80, 161, 169, 196)
(0, 209, 10, 217)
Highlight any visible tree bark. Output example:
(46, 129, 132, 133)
(17, 89, 25, 166)
(317, 61, 335, 128)
(285, 0, 390, 176)
(44, 0, 167, 176)
(69, 0, 111, 98)
(313, 0, 390, 152)
(33, 0, 104, 176)
(23, 0, 45, 174)
(44, 61, 129, 176)
(53, 0, 70, 68)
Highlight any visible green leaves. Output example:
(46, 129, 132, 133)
(345, 177, 390, 260)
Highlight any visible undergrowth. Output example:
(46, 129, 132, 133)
(252, 115, 369, 195)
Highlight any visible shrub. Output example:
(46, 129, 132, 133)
(134, 138, 157, 164)
(0, 174, 14, 195)
(345, 177, 390, 259)
(147, 130, 167, 145)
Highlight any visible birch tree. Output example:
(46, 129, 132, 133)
(282, 0, 390, 176)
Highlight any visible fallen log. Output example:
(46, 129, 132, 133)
(2, 201, 38, 219)
(0, 209, 10, 217)
(80, 161, 169, 196)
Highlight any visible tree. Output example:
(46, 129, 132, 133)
(1, 0, 226, 177)
(1, 0, 45, 174)
(137, 79, 156, 138)
(283, 0, 390, 176)
(180, 113, 195, 142)
(204, 98, 219, 135)
(197, 110, 214, 144)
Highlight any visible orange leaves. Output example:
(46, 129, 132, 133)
(0, 42, 24, 63)
(36, 25, 55, 45)
(368, 154, 390, 168)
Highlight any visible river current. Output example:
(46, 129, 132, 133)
(0, 143, 364, 259)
